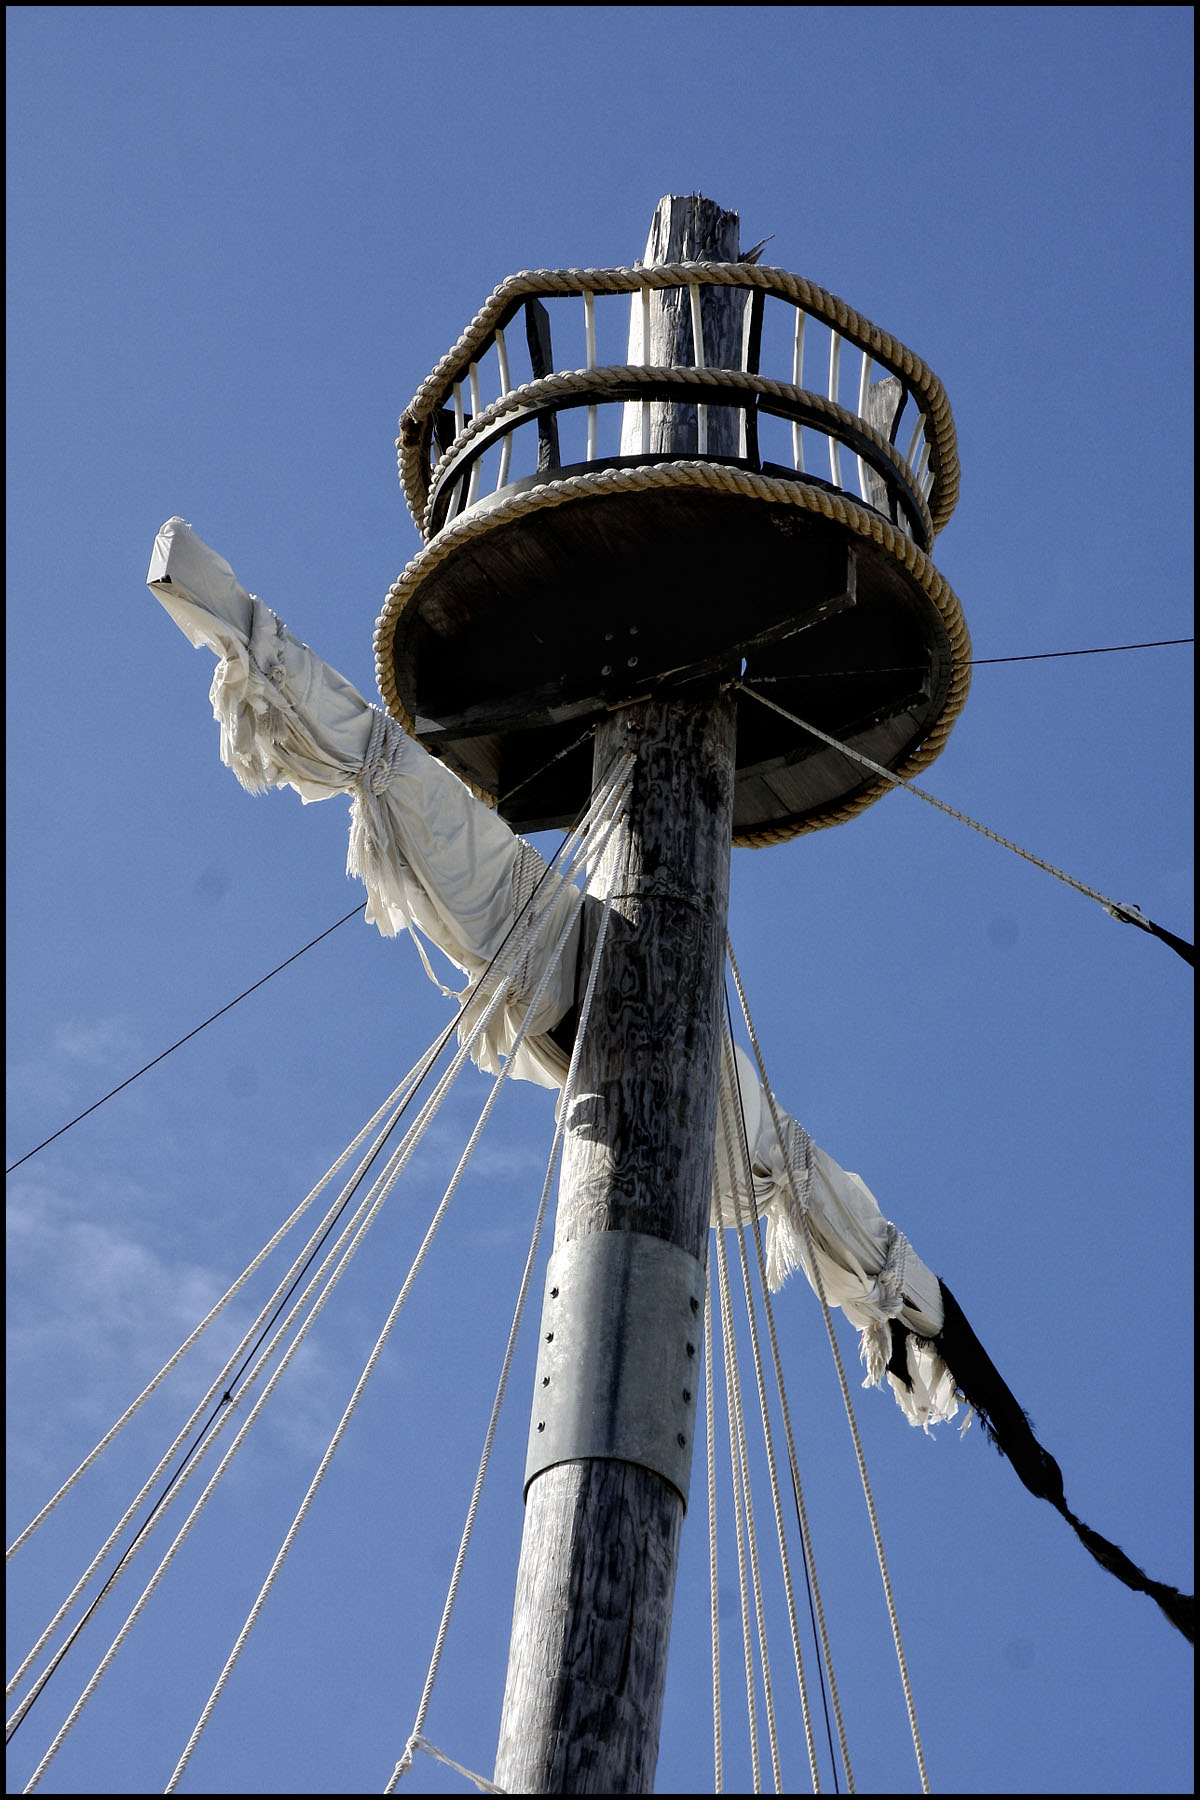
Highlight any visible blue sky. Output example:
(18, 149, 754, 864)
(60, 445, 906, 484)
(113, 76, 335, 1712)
(6, 6, 1193, 1795)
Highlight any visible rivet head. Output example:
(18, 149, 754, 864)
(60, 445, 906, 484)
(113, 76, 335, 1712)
(537, 1420, 546, 1432)
(601, 664, 613, 676)
(550, 1286, 559, 1299)
(677, 1433, 687, 1448)
(682, 1389, 691, 1403)
(541, 1376, 550, 1387)
(686, 1342, 696, 1357)
(545, 1331, 554, 1342)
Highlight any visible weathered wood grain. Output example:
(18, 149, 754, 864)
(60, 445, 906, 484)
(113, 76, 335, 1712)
(494, 194, 740, 1796)
(863, 372, 904, 518)
(619, 193, 745, 460)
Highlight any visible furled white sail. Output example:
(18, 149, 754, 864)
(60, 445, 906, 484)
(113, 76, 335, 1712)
(148, 518, 579, 1091)
(147, 516, 953, 1424)
(147, 516, 1196, 1637)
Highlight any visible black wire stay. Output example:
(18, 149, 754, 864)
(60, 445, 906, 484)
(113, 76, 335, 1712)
(6, 907, 367, 1175)
(5, 779, 618, 1746)
(5, 637, 1192, 1175)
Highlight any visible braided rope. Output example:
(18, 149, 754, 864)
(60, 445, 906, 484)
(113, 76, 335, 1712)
(170, 771, 640, 1794)
(740, 682, 1159, 922)
(5, 1041, 454, 1722)
(721, 1014, 855, 1791)
(20, 970, 520, 1774)
(726, 942, 931, 1795)
(418, 364, 934, 549)
(374, 462, 971, 845)
(704, 1273, 726, 1793)
(14, 787, 613, 1740)
(396, 263, 959, 535)
(712, 1214, 765, 1793)
(17, 783, 625, 1779)
(167, 871, 602, 1794)
(715, 1058, 814, 1793)
(384, 769, 632, 1798)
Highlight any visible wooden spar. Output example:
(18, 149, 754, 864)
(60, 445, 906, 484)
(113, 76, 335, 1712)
(493, 196, 742, 1795)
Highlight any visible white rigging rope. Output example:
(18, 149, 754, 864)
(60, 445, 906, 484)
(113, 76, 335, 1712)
(385, 762, 633, 1795)
(712, 1212, 770, 1793)
(738, 680, 1179, 947)
(13, 764, 633, 1791)
(720, 1006, 855, 1793)
(726, 941, 931, 1796)
(6, 1035, 453, 1722)
(5, 1037, 449, 1572)
(705, 1273, 725, 1794)
(399, 1735, 506, 1794)
(715, 1020, 825, 1795)
(169, 773, 632, 1796)
(8, 754, 622, 1707)
(714, 1083, 789, 1794)
(17, 1033, 482, 1791)
(9, 956, 520, 1750)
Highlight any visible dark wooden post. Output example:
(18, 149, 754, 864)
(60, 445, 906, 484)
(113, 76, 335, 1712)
(493, 196, 741, 1795)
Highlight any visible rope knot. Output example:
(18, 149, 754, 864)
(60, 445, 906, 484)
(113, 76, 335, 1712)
(363, 708, 407, 795)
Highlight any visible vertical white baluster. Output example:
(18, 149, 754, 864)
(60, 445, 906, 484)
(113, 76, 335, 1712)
(451, 381, 466, 511)
(827, 331, 842, 488)
(917, 439, 933, 498)
(905, 415, 925, 471)
(791, 308, 806, 471)
(641, 286, 652, 455)
(584, 290, 598, 462)
(467, 361, 483, 504)
(495, 328, 513, 488)
(855, 348, 872, 501)
(738, 291, 754, 459)
(689, 281, 707, 455)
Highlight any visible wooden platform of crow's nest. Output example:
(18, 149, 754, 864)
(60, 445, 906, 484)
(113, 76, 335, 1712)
(375, 459, 971, 846)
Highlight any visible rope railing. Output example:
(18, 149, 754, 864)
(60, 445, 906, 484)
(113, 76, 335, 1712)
(374, 465, 972, 848)
(419, 364, 935, 549)
(396, 265, 959, 542)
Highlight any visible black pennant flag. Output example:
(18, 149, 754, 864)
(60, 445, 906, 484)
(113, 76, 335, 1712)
(922, 1281, 1195, 1644)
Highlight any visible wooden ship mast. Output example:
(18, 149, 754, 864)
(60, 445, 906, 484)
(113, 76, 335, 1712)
(373, 194, 971, 1793)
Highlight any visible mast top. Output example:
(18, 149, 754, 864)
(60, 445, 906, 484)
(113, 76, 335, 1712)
(375, 204, 969, 844)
